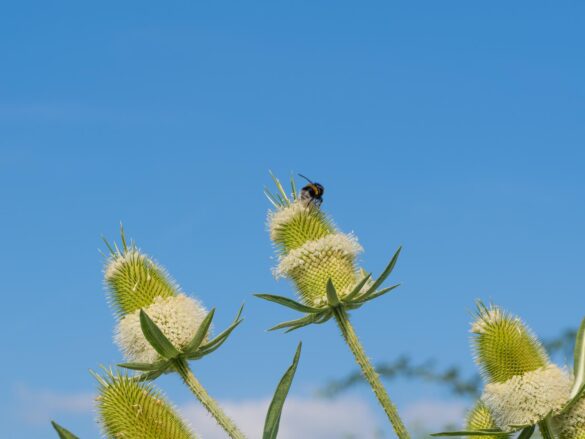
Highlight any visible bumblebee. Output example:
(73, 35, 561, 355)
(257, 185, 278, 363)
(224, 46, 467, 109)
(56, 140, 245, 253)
(298, 174, 324, 208)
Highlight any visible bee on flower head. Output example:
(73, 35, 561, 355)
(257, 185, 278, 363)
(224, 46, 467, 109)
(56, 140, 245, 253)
(298, 174, 324, 208)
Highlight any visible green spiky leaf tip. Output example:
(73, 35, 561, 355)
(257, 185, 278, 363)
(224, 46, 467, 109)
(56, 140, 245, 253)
(96, 371, 197, 439)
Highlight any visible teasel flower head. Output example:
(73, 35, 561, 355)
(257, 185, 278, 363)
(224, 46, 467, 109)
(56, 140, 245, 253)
(471, 302, 573, 430)
(95, 370, 197, 439)
(466, 401, 499, 437)
(266, 175, 363, 306)
(103, 227, 209, 363)
(471, 302, 549, 384)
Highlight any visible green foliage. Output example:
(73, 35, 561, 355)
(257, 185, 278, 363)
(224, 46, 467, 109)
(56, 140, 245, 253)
(263, 342, 302, 439)
(51, 421, 79, 439)
(471, 302, 548, 383)
(95, 371, 196, 439)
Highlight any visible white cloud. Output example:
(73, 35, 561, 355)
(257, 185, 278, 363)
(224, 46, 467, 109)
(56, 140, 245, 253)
(14, 385, 95, 424)
(180, 396, 383, 439)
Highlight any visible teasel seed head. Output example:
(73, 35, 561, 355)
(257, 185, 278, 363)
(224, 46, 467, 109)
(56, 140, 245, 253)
(471, 302, 549, 384)
(96, 371, 197, 439)
(466, 401, 499, 438)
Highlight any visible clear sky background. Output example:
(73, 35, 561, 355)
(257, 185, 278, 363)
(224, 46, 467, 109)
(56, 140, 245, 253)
(1, 2, 584, 438)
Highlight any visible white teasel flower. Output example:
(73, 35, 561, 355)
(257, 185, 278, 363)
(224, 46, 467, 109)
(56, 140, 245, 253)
(274, 232, 363, 278)
(115, 294, 209, 363)
(481, 364, 572, 430)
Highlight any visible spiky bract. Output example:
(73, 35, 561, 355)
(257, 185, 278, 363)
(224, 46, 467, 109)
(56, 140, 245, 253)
(115, 294, 209, 363)
(105, 247, 179, 318)
(471, 303, 548, 383)
(96, 372, 196, 439)
(554, 396, 585, 439)
(481, 364, 571, 430)
(466, 401, 498, 436)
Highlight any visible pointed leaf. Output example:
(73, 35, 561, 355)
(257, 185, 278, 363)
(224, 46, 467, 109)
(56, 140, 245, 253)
(363, 247, 401, 297)
(518, 425, 536, 439)
(269, 314, 320, 332)
(255, 294, 323, 313)
(189, 307, 244, 359)
(117, 360, 168, 372)
(139, 309, 180, 359)
(284, 312, 332, 333)
(356, 284, 400, 303)
(263, 342, 302, 439)
(183, 308, 215, 355)
(51, 421, 79, 439)
(343, 273, 372, 302)
(326, 279, 340, 307)
(571, 317, 585, 399)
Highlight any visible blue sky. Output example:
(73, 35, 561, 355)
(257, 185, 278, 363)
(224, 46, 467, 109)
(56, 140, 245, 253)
(1, 2, 584, 438)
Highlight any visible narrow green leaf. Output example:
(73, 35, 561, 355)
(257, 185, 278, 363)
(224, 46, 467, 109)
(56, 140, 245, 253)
(117, 360, 168, 372)
(269, 314, 320, 332)
(363, 246, 402, 297)
(183, 308, 215, 355)
(518, 425, 536, 439)
(139, 309, 180, 360)
(190, 307, 244, 359)
(255, 294, 323, 313)
(263, 342, 302, 439)
(290, 173, 298, 200)
(284, 312, 332, 333)
(356, 284, 400, 303)
(51, 421, 79, 439)
(343, 273, 372, 302)
(134, 369, 166, 382)
(326, 279, 340, 307)
(269, 170, 290, 206)
(571, 317, 585, 399)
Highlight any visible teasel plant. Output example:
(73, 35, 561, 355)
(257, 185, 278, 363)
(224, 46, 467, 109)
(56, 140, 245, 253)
(256, 173, 410, 439)
(432, 302, 585, 439)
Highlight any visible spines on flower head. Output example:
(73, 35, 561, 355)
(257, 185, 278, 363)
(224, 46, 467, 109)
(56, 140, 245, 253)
(471, 302, 549, 383)
(95, 370, 197, 439)
(466, 401, 499, 437)
(481, 364, 572, 430)
(115, 294, 209, 363)
(266, 176, 363, 305)
(104, 234, 180, 318)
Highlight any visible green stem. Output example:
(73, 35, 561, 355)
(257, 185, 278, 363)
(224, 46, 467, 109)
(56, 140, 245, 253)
(174, 359, 247, 439)
(333, 307, 410, 439)
(538, 416, 555, 439)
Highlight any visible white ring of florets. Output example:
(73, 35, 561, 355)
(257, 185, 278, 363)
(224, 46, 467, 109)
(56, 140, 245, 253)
(104, 249, 146, 281)
(267, 201, 310, 240)
(273, 232, 363, 278)
(481, 364, 572, 430)
(115, 294, 209, 363)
